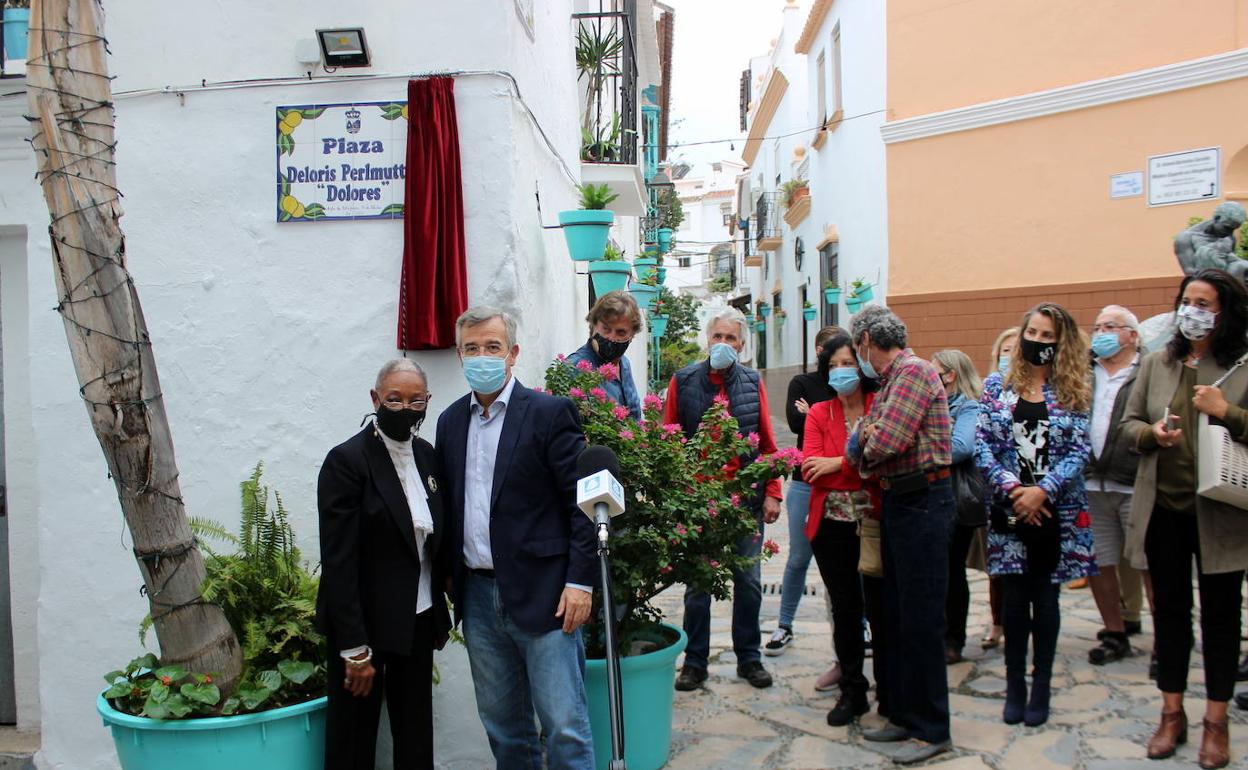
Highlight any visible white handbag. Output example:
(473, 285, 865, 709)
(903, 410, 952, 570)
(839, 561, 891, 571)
(1197, 354, 1248, 508)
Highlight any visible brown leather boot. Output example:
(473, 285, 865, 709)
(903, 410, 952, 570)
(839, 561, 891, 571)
(1198, 718, 1229, 769)
(1146, 709, 1187, 759)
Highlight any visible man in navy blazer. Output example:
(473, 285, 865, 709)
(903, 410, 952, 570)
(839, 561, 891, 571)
(436, 306, 596, 770)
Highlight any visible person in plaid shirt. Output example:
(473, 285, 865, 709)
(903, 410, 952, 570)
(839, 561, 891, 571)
(845, 305, 954, 766)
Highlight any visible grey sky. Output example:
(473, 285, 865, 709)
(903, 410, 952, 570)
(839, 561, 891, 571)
(661, 0, 803, 175)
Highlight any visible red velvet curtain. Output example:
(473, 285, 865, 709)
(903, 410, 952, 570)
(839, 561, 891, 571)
(397, 77, 468, 350)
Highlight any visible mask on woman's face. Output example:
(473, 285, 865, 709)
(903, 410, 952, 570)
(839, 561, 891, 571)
(375, 404, 425, 440)
(997, 355, 1010, 375)
(1020, 337, 1057, 366)
(1176, 304, 1218, 341)
(827, 366, 861, 395)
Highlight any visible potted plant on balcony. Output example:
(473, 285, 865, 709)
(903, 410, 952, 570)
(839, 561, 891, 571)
(656, 188, 683, 254)
(780, 178, 809, 210)
(581, 113, 622, 163)
(823, 280, 841, 305)
(802, 300, 817, 322)
(628, 275, 660, 312)
(588, 243, 633, 296)
(542, 364, 798, 770)
(97, 465, 327, 770)
(560, 183, 618, 262)
(2, 1, 30, 63)
(848, 277, 874, 303)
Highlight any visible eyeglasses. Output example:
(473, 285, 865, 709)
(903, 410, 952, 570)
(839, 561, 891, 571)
(459, 343, 507, 357)
(381, 397, 430, 411)
(1091, 323, 1129, 333)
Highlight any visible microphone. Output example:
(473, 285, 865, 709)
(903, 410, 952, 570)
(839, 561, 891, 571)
(575, 445, 625, 546)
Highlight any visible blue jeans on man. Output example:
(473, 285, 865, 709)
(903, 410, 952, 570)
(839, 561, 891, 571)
(682, 513, 763, 670)
(462, 572, 594, 770)
(881, 478, 953, 745)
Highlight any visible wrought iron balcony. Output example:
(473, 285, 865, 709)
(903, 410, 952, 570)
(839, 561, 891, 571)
(574, 1, 639, 167)
(755, 192, 782, 252)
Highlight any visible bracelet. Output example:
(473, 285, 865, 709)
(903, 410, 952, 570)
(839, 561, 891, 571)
(345, 651, 373, 667)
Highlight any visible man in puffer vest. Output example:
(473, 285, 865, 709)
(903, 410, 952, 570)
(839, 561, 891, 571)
(662, 307, 784, 691)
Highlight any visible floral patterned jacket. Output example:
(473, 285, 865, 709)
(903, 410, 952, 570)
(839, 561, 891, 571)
(975, 372, 1096, 582)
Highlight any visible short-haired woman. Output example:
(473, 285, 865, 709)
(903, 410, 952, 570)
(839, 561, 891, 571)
(932, 349, 984, 664)
(563, 290, 644, 419)
(1123, 269, 1248, 768)
(976, 304, 1094, 728)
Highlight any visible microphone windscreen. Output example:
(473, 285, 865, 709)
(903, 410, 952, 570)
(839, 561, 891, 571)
(576, 444, 620, 479)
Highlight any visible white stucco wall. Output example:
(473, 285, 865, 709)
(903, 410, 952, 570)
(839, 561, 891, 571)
(0, 0, 669, 767)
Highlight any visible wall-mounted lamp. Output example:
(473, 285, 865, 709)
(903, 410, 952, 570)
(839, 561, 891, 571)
(317, 28, 371, 68)
(647, 170, 674, 191)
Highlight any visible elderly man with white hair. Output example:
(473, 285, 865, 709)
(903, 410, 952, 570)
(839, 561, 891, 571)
(662, 306, 784, 691)
(1085, 304, 1156, 668)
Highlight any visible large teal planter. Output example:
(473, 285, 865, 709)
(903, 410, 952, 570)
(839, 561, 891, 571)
(632, 257, 658, 282)
(656, 266, 667, 285)
(803, 307, 817, 321)
(850, 284, 874, 303)
(649, 314, 669, 339)
(98, 694, 327, 770)
(758, 304, 771, 317)
(628, 283, 659, 312)
(585, 624, 687, 770)
(656, 228, 673, 253)
(589, 261, 632, 295)
(559, 209, 616, 262)
(823, 287, 842, 304)
(2, 8, 29, 62)
(846, 297, 865, 314)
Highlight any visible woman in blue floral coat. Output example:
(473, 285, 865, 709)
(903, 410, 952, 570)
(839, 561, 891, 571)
(976, 302, 1095, 728)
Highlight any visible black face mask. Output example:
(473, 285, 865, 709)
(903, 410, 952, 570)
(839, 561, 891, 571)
(1019, 338, 1057, 366)
(591, 333, 631, 362)
(375, 406, 425, 441)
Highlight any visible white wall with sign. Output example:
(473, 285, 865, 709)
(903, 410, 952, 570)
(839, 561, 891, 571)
(1148, 147, 1220, 207)
(276, 101, 407, 221)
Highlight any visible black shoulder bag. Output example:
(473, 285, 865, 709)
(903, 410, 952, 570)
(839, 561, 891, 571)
(951, 458, 987, 528)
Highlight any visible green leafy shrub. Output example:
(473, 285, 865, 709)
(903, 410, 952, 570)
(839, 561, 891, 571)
(578, 183, 620, 210)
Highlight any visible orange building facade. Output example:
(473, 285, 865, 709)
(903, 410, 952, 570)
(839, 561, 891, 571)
(883, 0, 1248, 366)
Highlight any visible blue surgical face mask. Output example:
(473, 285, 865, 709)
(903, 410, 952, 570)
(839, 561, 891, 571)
(463, 355, 507, 394)
(856, 344, 879, 380)
(828, 366, 861, 395)
(709, 342, 738, 370)
(997, 356, 1010, 374)
(1090, 332, 1123, 360)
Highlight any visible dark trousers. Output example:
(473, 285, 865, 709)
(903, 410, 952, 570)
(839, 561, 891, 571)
(863, 572, 890, 716)
(1145, 506, 1244, 702)
(324, 611, 434, 770)
(810, 519, 869, 697)
(945, 524, 977, 652)
(881, 479, 952, 744)
(1001, 571, 1060, 682)
(683, 512, 764, 669)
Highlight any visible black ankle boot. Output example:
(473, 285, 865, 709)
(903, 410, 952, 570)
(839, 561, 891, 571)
(1024, 678, 1051, 726)
(827, 689, 869, 726)
(1003, 674, 1026, 725)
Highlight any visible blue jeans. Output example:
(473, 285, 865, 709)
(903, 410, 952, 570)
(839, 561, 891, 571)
(778, 480, 814, 627)
(881, 478, 953, 744)
(462, 573, 594, 770)
(682, 513, 764, 670)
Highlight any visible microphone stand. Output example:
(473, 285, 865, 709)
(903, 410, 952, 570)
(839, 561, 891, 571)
(596, 518, 627, 770)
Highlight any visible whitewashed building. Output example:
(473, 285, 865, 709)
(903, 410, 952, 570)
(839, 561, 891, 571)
(666, 159, 744, 297)
(0, 1, 672, 767)
(736, 0, 887, 373)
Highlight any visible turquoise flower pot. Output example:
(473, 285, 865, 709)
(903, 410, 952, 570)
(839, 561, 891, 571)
(758, 305, 771, 317)
(846, 297, 865, 314)
(656, 228, 673, 253)
(628, 283, 659, 312)
(649, 314, 669, 339)
(823, 287, 841, 304)
(755, 320, 766, 332)
(585, 623, 687, 770)
(850, 284, 874, 302)
(656, 266, 667, 285)
(98, 694, 327, 770)
(559, 209, 615, 262)
(589, 261, 632, 295)
(632, 257, 658, 282)
(803, 307, 817, 321)
(2, 8, 30, 62)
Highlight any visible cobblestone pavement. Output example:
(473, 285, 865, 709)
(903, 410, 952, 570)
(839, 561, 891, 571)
(649, 391, 1248, 768)
(653, 512, 1248, 769)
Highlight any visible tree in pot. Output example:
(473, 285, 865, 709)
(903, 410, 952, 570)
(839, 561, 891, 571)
(561, 183, 618, 262)
(543, 363, 798, 770)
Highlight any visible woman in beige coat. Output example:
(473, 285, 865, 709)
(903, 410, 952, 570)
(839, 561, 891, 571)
(1122, 268, 1248, 769)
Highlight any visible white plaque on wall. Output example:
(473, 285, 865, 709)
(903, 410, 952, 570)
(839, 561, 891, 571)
(1109, 171, 1143, 199)
(1147, 147, 1220, 207)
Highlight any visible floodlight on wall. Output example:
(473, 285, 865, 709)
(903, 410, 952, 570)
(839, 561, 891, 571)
(317, 28, 370, 68)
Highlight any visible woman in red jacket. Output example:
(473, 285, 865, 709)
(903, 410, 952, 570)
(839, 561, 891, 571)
(802, 332, 888, 728)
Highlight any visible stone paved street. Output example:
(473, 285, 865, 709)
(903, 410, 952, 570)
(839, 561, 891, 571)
(653, 506, 1248, 768)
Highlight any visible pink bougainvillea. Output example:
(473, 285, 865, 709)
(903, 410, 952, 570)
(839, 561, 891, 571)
(612, 405, 630, 420)
(597, 363, 620, 381)
(590, 387, 610, 403)
(576, 359, 594, 372)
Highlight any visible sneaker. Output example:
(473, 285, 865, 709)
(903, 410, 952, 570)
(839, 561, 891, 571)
(1088, 632, 1130, 665)
(674, 665, 707, 691)
(815, 663, 842, 692)
(764, 626, 794, 657)
(737, 660, 773, 689)
(826, 690, 869, 726)
(893, 739, 952, 765)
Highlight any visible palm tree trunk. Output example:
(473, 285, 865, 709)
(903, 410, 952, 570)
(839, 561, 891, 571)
(25, 0, 241, 692)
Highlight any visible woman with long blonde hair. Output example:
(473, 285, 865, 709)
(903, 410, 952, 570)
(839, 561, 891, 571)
(976, 303, 1094, 727)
